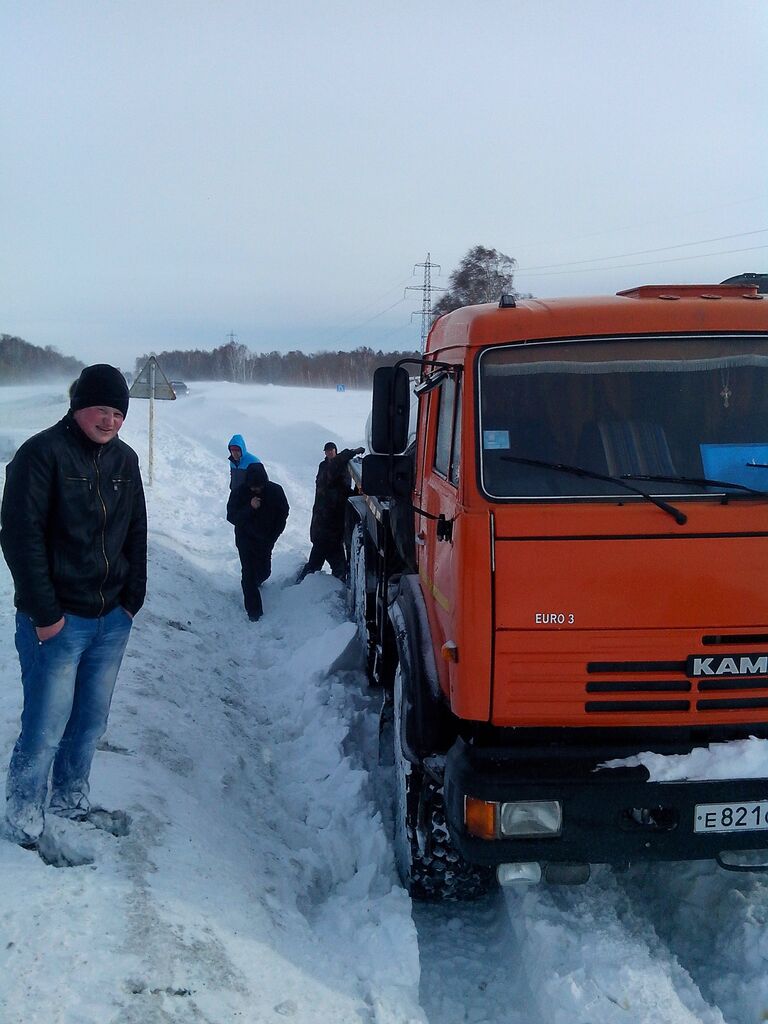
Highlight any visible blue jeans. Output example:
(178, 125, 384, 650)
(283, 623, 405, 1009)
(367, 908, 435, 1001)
(5, 607, 132, 843)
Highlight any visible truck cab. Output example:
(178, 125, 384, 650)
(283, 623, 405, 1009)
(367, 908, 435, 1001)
(350, 282, 768, 897)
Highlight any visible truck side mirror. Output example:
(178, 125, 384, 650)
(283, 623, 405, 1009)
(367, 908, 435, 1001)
(371, 366, 410, 454)
(361, 453, 413, 499)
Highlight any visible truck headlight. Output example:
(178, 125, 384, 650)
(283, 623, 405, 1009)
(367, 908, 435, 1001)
(465, 797, 563, 839)
(499, 800, 562, 837)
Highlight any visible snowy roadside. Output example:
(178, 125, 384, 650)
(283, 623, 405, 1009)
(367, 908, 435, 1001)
(0, 382, 425, 1024)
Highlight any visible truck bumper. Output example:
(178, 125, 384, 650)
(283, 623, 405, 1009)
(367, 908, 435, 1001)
(443, 737, 768, 867)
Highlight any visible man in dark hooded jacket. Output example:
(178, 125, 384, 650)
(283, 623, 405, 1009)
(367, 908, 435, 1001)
(226, 462, 289, 621)
(297, 441, 364, 582)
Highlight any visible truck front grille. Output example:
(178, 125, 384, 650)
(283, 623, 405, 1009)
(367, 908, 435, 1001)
(584, 653, 768, 714)
(585, 699, 690, 713)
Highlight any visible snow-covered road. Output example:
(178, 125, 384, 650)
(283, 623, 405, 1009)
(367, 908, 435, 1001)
(1, 381, 767, 1024)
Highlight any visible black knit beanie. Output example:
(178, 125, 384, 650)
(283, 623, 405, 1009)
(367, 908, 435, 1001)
(70, 364, 130, 418)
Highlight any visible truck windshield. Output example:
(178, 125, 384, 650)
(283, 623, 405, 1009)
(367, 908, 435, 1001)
(478, 334, 768, 499)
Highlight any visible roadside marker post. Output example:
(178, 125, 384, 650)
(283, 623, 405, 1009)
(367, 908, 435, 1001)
(129, 356, 176, 486)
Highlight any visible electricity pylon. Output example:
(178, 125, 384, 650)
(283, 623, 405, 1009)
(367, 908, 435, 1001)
(406, 253, 443, 352)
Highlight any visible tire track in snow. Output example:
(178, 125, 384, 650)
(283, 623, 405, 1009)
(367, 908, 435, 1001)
(500, 868, 727, 1024)
(618, 861, 768, 1024)
(414, 891, 533, 1024)
(413, 864, 730, 1024)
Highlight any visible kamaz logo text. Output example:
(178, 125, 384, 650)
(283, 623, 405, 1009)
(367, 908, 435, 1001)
(689, 654, 768, 677)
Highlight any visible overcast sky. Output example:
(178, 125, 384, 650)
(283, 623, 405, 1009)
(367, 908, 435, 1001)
(1, 1, 766, 370)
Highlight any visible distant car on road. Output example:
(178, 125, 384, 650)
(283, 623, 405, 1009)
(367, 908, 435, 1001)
(170, 380, 189, 396)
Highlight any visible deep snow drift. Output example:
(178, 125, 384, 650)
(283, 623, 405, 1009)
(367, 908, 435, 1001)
(1, 381, 767, 1024)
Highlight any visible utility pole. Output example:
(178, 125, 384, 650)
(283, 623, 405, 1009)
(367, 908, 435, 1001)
(406, 253, 442, 352)
(225, 330, 247, 382)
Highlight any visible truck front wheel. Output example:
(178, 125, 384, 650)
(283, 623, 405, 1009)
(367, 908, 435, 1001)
(348, 521, 375, 679)
(390, 665, 494, 902)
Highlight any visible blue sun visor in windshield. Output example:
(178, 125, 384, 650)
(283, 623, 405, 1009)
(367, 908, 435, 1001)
(700, 443, 768, 489)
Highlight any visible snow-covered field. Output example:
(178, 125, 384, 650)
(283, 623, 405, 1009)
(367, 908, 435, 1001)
(1, 381, 768, 1024)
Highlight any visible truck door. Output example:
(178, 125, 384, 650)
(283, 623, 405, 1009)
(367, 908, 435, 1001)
(417, 374, 462, 651)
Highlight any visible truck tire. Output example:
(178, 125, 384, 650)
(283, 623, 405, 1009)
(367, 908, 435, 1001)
(390, 665, 494, 902)
(390, 576, 456, 759)
(348, 521, 375, 678)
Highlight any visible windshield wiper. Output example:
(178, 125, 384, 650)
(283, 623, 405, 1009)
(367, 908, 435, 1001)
(621, 473, 768, 497)
(500, 455, 687, 525)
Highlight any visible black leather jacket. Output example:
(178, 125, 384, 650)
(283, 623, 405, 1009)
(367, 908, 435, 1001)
(227, 481, 289, 549)
(309, 448, 356, 544)
(0, 413, 147, 626)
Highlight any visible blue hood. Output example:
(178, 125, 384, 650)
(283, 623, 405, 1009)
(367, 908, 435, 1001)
(228, 434, 260, 468)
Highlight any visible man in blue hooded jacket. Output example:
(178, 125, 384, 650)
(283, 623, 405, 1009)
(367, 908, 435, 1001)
(227, 434, 260, 491)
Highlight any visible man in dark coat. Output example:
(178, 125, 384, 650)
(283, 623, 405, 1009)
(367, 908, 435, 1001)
(297, 441, 364, 582)
(0, 364, 147, 852)
(227, 462, 289, 621)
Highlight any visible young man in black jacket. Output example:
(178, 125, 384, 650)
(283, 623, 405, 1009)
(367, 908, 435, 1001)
(0, 364, 147, 852)
(226, 461, 289, 621)
(297, 441, 364, 582)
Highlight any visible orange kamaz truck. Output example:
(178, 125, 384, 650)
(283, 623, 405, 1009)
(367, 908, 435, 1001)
(346, 281, 768, 900)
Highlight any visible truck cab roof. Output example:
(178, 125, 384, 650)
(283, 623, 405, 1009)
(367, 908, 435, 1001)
(429, 285, 766, 353)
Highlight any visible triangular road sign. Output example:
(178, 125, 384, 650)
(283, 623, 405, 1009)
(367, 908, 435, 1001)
(129, 356, 176, 400)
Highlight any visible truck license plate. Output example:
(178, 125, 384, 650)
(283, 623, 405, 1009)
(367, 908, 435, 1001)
(694, 801, 768, 834)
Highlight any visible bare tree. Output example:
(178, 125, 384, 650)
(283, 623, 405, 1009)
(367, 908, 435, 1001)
(431, 245, 521, 318)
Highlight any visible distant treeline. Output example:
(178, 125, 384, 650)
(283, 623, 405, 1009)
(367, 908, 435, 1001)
(134, 340, 421, 388)
(0, 334, 84, 383)
(0, 332, 422, 390)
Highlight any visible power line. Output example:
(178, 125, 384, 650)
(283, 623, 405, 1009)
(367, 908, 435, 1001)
(324, 258, 442, 352)
(514, 194, 768, 255)
(342, 275, 416, 322)
(516, 229, 768, 274)
(518, 243, 768, 278)
(324, 295, 411, 350)
(320, 272, 424, 351)
(376, 320, 419, 346)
